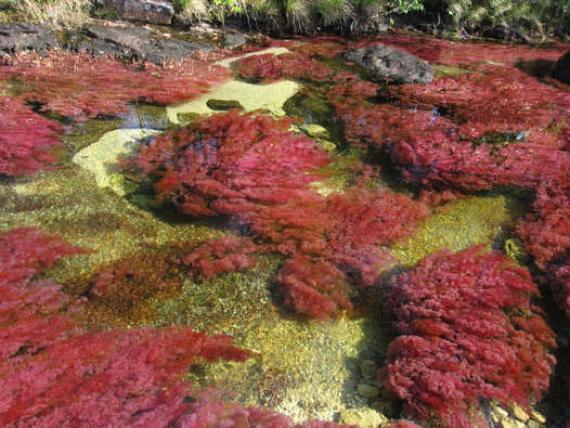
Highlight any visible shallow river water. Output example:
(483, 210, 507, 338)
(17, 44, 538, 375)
(1, 32, 569, 428)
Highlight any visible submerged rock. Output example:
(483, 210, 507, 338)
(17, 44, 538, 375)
(72, 128, 160, 196)
(221, 29, 247, 50)
(0, 23, 58, 54)
(206, 99, 244, 111)
(75, 24, 212, 64)
(95, 0, 175, 25)
(345, 44, 434, 84)
(339, 408, 389, 427)
(553, 50, 570, 84)
(167, 79, 301, 122)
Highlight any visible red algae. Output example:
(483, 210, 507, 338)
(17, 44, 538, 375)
(184, 236, 258, 280)
(329, 66, 570, 193)
(517, 185, 570, 315)
(177, 400, 354, 427)
(383, 246, 557, 428)
(127, 111, 429, 318)
(349, 34, 569, 65)
(0, 51, 230, 121)
(0, 96, 63, 176)
(235, 52, 334, 83)
(0, 228, 84, 361)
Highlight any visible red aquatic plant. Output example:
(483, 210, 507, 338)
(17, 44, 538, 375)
(0, 51, 230, 121)
(1, 327, 252, 427)
(0, 95, 63, 176)
(0, 228, 84, 360)
(389, 64, 570, 144)
(184, 236, 259, 279)
(0, 227, 255, 426)
(382, 246, 557, 428)
(130, 110, 330, 217)
(234, 52, 334, 83)
(328, 67, 570, 193)
(127, 111, 429, 318)
(349, 34, 568, 65)
(277, 255, 352, 320)
(517, 185, 570, 314)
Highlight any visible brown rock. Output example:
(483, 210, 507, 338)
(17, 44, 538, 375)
(97, 0, 175, 25)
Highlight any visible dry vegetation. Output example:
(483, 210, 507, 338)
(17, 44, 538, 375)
(14, 0, 92, 27)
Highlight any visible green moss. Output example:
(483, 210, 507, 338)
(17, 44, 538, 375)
(153, 245, 391, 422)
(503, 237, 528, 264)
(391, 193, 524, 267)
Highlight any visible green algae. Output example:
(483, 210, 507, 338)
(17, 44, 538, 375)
(153, 251, 391, 423)
(309, 149, 363, 196)
(339, 407, 389, 427)
(504, 237, 528, 264)
(391, 193, 525, 267)
(153, 255, 279, 335)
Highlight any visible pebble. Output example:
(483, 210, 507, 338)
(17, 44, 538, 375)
(357, 383, 379, 398)
(531, 410, 546, 424)
(339, 407, 388, 427)
(360, 359, 378, 380)
(512, 404, 530, 422)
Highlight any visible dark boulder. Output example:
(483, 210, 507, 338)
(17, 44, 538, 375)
(0, 23, 59, 54)
(73, 25, 212, 64)
(553, 50, 570, 84)
(345, 44, 434, 84)
(95, 0, 175, 25)
(221, 30, 247, 50)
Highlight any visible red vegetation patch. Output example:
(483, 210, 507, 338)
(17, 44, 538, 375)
(382, 246, 557, 427)
(127, 111, 429, 318)
(184, 236, 258, 279)
(0, 227, 257, 426)
(389, 64, 570, 144)
(328, 66, 570, 193)
(0, 227, 361, 426)
(350, 34, 568, 65)
(517, 186, 570, 314)
(0, 228, 84, 361)
(2, 327, 251, 427)
(0, 96, 63, 176)
(0, 51, 230, 121)
(234, 52, 334, 83)
(277, 255, 351, 319)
